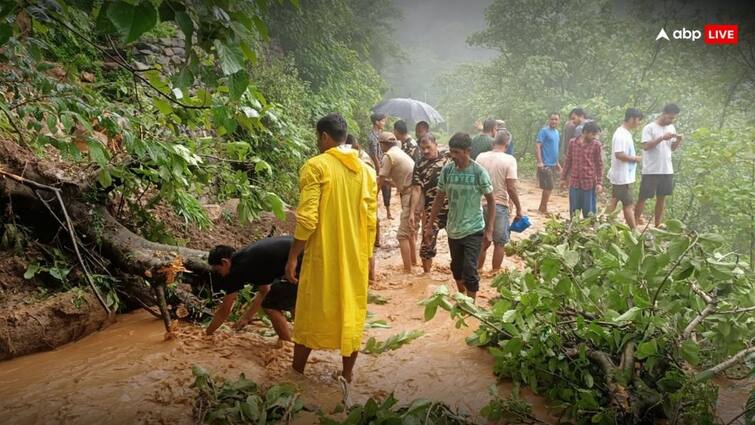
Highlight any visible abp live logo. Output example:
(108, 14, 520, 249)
(704, 24, 738, 45)
(656, 24, 738, 45)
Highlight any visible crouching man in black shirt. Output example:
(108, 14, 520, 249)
(205, 236, 301, 342)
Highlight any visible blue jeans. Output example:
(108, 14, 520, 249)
(483, 204, 511, 246)
(569, 187, 597, 218)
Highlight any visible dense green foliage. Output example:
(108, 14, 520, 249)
(191, 367, 475, 425)
(267, 0, 389, 136)
(435, 0, 755, 261)
(0, 0, 389, 236)
(667, 127, 755, 267)
(320, 394, 474, 425)
(440, 0, 754, 140)
(424, 218, 755, 424)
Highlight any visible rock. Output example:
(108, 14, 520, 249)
(46, 66, 67, 80)
(204, 204, 223, 221)
(157, 56, 170, 66)
(170, 55, 183, 65)
(102, 61, 120, 71)
(134, 61, 150, 71)
(80, 71, 95, 83)
(137, 49, 155, 56)
(163, 47, 174, 56)
(134, 42, 153, 51)
(172, 47, 185, 57)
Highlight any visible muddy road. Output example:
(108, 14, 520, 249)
(0, 180, 750, 424)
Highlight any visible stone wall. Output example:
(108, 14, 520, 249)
(131, 34, 187, 72)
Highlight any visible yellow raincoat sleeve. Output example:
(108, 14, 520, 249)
(294, 161, 323, 241)
(364, 167, 378, 258)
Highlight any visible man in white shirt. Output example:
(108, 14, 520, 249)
(607, 108, 643, 229)
(475, 130, 522, 271)
(635, 104, 683, 227)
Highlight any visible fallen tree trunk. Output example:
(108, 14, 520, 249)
(0, 139, 292, 355)
(0, 144, 211, 278)
(0, 155, 212, 332)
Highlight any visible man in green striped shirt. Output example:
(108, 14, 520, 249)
(426, 132, 496, 302)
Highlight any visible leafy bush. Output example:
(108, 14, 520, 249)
(669, 127, 755, 266)
(192, 365, 304, 425)
(424, 217, 755, 424)
(320, 394, 474, 425)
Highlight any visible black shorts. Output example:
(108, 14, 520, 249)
(448, 232, 483, 292)
(260, 280, 298, 311)
(537, 167, 556, 190)
(612, 184, 634, 206)
(639, 174, 673, 200)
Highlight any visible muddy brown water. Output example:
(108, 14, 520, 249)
(0, 181, 750, 424)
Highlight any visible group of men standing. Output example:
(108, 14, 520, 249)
(364, 114, 524, 286)
(535, 104, 683, 229)
(202, 102, 683, 389)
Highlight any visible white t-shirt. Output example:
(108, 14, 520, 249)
(608, 126, 637, 185)
(641, 121, 676, 175)
(476, 151, 518, 206)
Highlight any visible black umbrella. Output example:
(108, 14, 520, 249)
(372, 98, 444, 124)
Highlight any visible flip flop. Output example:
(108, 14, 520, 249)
(333, 372, 353, 409)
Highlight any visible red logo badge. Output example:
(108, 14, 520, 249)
(704, 24, 738, 44)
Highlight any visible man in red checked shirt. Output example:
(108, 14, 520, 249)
(561, 121, 604, 218)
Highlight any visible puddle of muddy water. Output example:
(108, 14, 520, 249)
(0, 183, 750, 425)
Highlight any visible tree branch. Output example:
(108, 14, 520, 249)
(620, 341, 635, 375)
(650, 233, 699, 310)
(683, 282, 717, 340)
(683, 304, 716, 340)
(695, 346, 755, 382)
(689, 281, 714, 304)
(713, 306, 755, 315)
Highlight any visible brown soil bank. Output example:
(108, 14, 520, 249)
(0, 289, 112, 361)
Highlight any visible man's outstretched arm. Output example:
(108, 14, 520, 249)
(206, 292, 238, 335)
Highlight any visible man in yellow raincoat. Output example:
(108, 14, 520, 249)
(285, 113, 377, 383)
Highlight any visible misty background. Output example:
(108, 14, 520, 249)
(382, 0, 495, 105)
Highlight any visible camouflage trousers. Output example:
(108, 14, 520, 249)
(420, 209, 448, 260)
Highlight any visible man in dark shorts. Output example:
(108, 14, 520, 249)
(607, 108, 643, 229)
(535, 112, 561, 214)
(426, 132, 495, 302)
(635, 104, 682, 227)
(205, 236, 302, 342)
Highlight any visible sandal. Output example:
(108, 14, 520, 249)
(331, 372, 352, 409)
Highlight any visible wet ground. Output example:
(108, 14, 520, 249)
(0, 180, 750, 424)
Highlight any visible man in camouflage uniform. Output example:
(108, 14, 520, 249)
(410, 133, 450, 273)
(394, 120, 420, 162)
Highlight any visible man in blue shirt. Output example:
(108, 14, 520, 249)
(535, 112, 561, 214)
